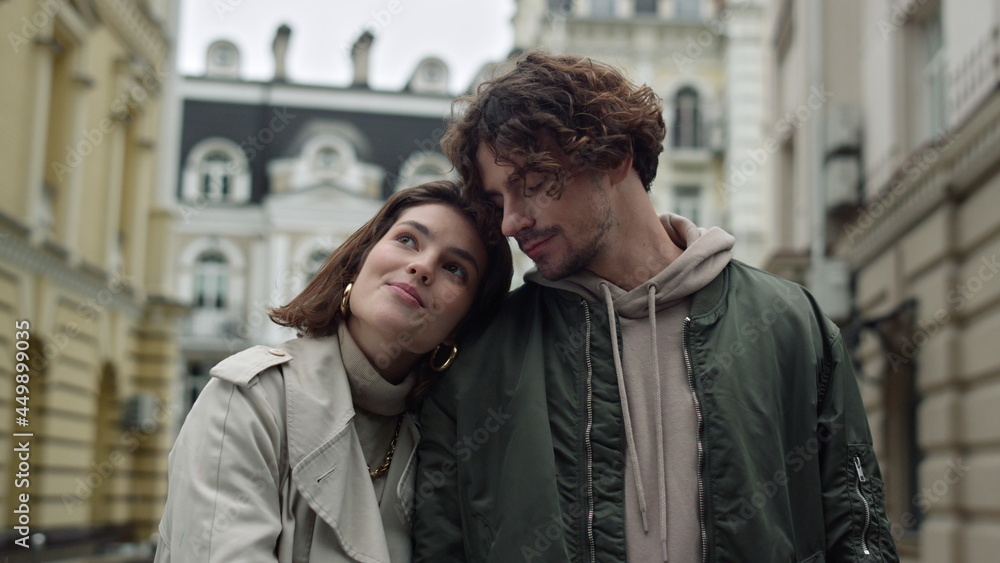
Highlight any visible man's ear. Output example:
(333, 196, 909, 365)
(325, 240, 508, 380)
(609, 154, 633, 185)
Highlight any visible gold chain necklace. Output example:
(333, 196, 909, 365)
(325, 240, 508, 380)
(369, 415, 404, 479)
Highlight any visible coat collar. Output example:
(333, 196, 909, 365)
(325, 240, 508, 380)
(281, 336, 355, 466)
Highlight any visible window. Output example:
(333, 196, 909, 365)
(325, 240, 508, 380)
(213, 44, 234, 67)
(194, 250, 228, 309)
(923, 8, 945, 134)
(674, 185, 701, 225)
(635, 0, 657, 15)
(673, 87, 703, 148)
(424, 62, 441, 81)
(408, 58, 450, 94)
(396, 151, 454, 191)
(675, 0, 701, 20)
(883, 353, 923, 541)
(548, 0, 573, 14)
(904, 4, 946, 145)
(182, 138, 250, 204)
(206, 40, 240, 78)
(591, 0, 616, 17)
(315, 146, 341, 171)
(300, 134, 357, 183)
(185, 361, 215, 412)
(200, 152, 232, 201)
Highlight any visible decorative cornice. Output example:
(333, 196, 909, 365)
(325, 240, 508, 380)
(839, 25, 1000, 269)
(0, 211, 142, 318)
(92, 0, 169, 67)
(836, 88, 1000, 269)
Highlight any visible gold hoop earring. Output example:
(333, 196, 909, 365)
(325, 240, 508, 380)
(340, 282, 353, 317)
(429, 343, 458, 372)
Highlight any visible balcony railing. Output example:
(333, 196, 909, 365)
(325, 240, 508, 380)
(948, 25, 1000, 129)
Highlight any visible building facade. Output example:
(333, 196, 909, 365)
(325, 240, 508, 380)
(0, 0, 182, 557)
(161, 29, 477, 416)
(764, 0, 1000, 561)
(510, 0, 772, 266)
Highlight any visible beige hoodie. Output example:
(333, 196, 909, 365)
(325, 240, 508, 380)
(526, 213, 735, 562)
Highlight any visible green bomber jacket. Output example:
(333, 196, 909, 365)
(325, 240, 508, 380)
(414, 260, 898, 562)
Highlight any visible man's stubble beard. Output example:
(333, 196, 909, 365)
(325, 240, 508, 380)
(536, 186, 615, 281)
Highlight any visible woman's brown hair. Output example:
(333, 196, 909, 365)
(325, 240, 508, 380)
(269, 179, 513, 405)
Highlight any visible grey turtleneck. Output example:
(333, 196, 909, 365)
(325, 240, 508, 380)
(337, 324, 415, 502)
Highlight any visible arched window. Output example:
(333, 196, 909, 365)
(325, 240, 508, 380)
(194, 250, 228, 310)
(182, 138, 251, 204)
(407, 58, 450, 94)
(301, 134, 356, 184)
(396, 151, 454, 191)
(315, 146, 341, 172)
(673, 87, 703, 148)
(206, 40, 240, 78)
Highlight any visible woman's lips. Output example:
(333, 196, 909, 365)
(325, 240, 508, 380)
(387, 282, 424, 307)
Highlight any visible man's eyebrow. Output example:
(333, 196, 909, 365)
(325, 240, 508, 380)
(398, 220, 481, 275)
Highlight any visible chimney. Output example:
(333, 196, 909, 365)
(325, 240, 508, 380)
(350, 31, 374, 88)
(272, 24, 292, 82)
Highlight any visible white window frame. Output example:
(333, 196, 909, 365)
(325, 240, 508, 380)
(673, 86, 703, 149)
(182, 138, 251, 204)
(673, 185, 702, 225)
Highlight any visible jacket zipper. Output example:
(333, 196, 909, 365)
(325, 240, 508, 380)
(582, 301, 596, 563)
(683, 317, 708, 563)
(853, 456, 872, 556)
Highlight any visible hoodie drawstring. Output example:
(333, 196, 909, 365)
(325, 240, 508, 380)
(648, 286, 668, 562)
(601, 283, 669, 561)
(600, 283, 649, 533)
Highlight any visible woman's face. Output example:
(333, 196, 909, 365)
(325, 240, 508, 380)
(346, 203, 488, 372)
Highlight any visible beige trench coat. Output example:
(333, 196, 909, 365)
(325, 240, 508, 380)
(155, 335, 419, 562)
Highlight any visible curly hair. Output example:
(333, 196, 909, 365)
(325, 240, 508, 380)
(442, 51, 666, 201)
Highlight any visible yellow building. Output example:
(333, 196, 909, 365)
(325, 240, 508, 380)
(0, 0, 181, 557)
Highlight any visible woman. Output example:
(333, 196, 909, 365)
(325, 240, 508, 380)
(155, 180, 512, 562)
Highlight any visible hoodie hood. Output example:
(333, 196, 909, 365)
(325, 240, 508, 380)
(525, 213, 735, 311)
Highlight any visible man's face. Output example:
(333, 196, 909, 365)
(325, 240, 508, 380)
(476, 142, 614, 280)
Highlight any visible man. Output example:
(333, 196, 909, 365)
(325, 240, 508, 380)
(413, 51, 897, 562)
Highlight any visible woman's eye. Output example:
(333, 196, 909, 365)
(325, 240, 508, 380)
(396, 234, 416, 247)
(444, 263, 467, 280)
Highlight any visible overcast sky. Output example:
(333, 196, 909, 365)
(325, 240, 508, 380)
(177, 0, 516, 94)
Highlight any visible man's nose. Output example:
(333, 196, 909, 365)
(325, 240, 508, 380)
(501, 203, 534, 237)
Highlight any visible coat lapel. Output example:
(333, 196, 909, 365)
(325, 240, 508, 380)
(282, 336, 392, 563)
